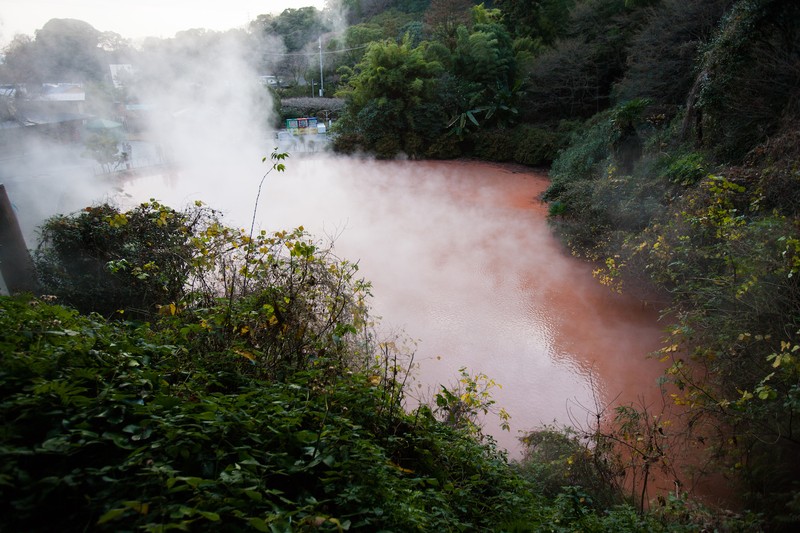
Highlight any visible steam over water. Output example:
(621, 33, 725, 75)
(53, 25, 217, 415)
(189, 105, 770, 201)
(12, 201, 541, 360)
(120, 156, 668, 457)
(0, 18, 736, 507)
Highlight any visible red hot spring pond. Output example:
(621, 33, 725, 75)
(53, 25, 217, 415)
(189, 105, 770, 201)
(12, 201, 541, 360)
(120, 157, 669, 455)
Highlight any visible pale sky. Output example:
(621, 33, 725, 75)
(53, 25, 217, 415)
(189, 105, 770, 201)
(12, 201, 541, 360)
(0, 1, 328, 46)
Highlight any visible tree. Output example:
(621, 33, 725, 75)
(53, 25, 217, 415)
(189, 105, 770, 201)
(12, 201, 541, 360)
(447, 18, 519, 135)
(496, 0, 575, 44)
(0, 19, 105, 83)
(253, 7, 329, 52)
(331, 0, 395, 24)
(0, 35, 39, 82)
(33, 18, 104, 82)
(453, 21, 515, 88)
(517, 0, 651, 121)
(335, 37, 446, 157)
(425, 0, 474, 50)
(97, 30, 135, 64)
(692, 0, 800, 160)
(520, 37, 601, 119)
(614, 0, 732, 106)
(82, 132, 120, 174)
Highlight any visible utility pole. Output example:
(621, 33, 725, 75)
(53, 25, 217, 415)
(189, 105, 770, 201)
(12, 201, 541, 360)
(318, 36, 324, 97)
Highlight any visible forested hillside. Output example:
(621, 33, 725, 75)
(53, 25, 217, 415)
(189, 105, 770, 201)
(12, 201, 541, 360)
(530, 1, 800, 525)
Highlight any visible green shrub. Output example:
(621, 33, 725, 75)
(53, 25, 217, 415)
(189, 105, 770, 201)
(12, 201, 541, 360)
(34, 201, 203, 320)
(513, 125, 563, 166)
(423, 133, 462, 159)
(548, 200, 567, 217)
(547, 113, 614, 193)
(373, 134, 403, 159)
(472, 128, 515, 161)
(471, 125, 568, 166)
(330, 129, 365, 155)
(517, 426, 618, 504)
(661, 151, 708, 186)
(34, 200, 375, 380)
(0, 294, 545, 532)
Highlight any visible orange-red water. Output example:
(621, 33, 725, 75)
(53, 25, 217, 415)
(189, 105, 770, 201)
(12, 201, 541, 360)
(121, 157, 734, 507)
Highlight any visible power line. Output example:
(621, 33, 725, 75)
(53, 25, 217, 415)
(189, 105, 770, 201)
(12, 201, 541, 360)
(261, 44, 369, 57)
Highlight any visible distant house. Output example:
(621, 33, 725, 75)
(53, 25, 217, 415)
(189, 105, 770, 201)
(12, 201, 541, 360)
(32, 83, 86, 115)
(23, 84, 89, 143)
(0, 83, 91, 151)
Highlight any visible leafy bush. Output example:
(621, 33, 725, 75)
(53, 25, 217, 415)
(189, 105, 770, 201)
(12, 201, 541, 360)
(518, 426, 621, 505)
(329, 127, 365, 156)
(546, 113, 614, 192)
(660, 151, 708, 186)
(1, 291, 731, 532)
(34, 197, 375, 380)
(472, 124, 567, 166)
(0, 293, 537, 532)
(472, 128, 515, 162)
(34, 201, 203, 319)
(513, 124, 565, 166)
(422, 132, 462, 159)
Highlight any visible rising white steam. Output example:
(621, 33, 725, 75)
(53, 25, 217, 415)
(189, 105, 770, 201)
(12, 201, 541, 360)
(130, 30, 280, 213)
(0, 14, 667, 461)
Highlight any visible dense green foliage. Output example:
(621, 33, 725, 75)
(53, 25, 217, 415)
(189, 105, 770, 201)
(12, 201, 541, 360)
(332, 37, 450, 158)
(539, 0, 800, 527)
(328, 1, 677, 161)
(0, 294, 538, 531)
(333, 2, 536, 159)
(471, 123, 572, 166)
(35, 202, 198, 320)
(2, 198, 731, 532)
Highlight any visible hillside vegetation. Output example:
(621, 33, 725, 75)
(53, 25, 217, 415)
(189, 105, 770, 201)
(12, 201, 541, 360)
(537, 1, 800, 526)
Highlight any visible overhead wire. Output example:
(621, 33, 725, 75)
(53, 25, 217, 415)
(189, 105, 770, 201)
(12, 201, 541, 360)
(260, 44, 370, 57)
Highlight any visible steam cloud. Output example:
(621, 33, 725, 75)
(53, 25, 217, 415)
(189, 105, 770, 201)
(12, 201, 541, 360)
(1, 11, 667, 458)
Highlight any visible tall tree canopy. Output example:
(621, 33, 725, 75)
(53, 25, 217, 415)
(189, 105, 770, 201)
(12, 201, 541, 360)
(334, 37, 446, 157)
(252, 7, 330, 52)
(1, 18, 106, 83)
